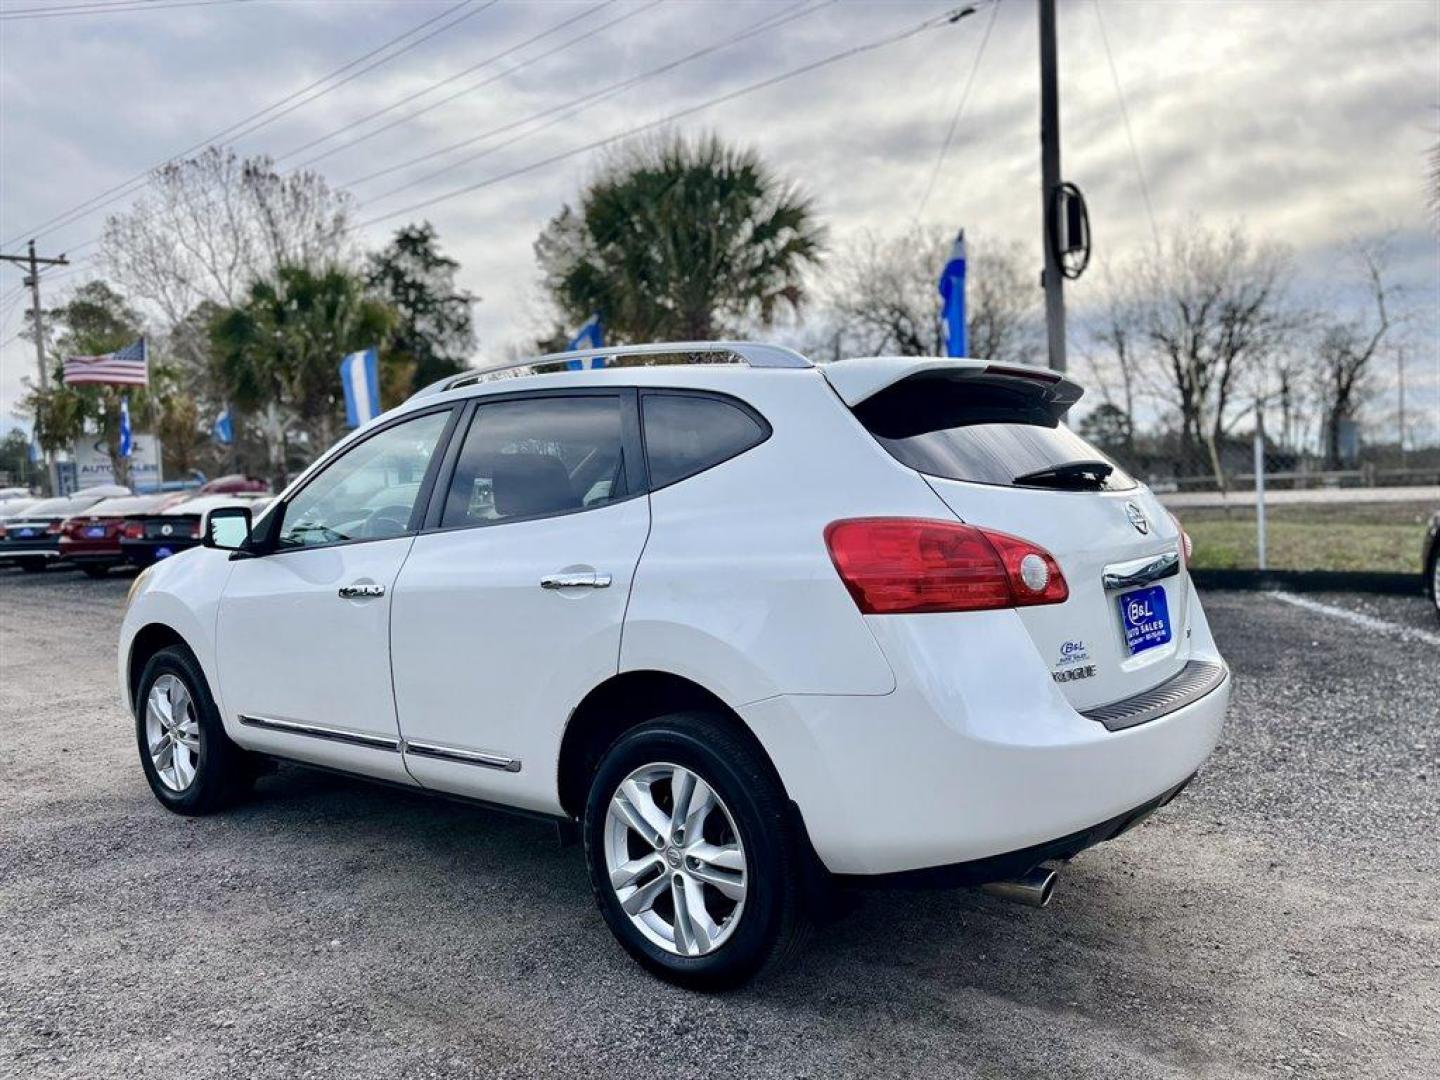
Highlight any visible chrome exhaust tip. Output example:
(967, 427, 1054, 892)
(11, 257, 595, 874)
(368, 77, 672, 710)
(980, 866, 1058, 908)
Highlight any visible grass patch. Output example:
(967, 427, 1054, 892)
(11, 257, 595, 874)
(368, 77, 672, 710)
(1177, 501, 1433, 573)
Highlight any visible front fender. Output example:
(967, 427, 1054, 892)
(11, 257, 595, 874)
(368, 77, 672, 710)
(119, 548, 235, 721)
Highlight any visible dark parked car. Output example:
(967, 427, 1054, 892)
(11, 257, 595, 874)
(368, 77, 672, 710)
(1424, 509, 1439, 621)
(58, 493, 176, 577)
(0, 486, 131, 571)
(120, 494, 271, 568)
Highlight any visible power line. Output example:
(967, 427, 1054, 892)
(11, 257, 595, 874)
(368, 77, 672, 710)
(279, 0, 630, 168)
(354, 4, 980, 233)
(1092, 0, 1161, 250)
(1, 0, 488, 248)
(914, 0, 999, 220)
(19, 0, 822, 269)
(346, 0, 828, 199)
(0, 0, 253, 21)
(293, 0, 662, 171)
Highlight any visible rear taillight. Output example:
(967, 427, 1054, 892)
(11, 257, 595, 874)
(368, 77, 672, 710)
(46, 520, 64, 535)
(0, 524, 7, 539)
(122, 520, 144, 540)
(1167, 512, 1193, 566)
(824, 518, 1068, 614)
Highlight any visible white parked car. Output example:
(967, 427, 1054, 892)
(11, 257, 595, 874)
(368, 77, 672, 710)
(120, 343, 1229, 988)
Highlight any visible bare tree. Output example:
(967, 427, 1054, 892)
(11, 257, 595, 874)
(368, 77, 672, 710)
(821, 225, 1041, 362)
(102, 146, 353, 335)
(1082, 268, 1142, 456)
(1312, 242, 1395, 467)
(101, 147, 355, 480)
(1097, 224, 1295, 487)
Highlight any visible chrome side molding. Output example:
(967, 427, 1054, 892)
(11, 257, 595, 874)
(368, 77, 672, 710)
(1101, 550, 1180, 592)
(237, 715, 521, 772)
(403, 739, 521, 773)
(238, 714, 400, 752)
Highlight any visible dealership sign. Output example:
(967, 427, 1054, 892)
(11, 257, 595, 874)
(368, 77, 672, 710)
(72, 435, 159, 490)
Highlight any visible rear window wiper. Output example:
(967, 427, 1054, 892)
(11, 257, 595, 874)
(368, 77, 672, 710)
(1012, 460, 1114, 489)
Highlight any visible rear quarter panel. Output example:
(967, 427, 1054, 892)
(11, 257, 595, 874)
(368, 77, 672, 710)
(620, 373, 954, 704)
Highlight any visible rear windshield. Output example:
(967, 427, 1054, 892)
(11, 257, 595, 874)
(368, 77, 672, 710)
(853, 375, 1136, 491)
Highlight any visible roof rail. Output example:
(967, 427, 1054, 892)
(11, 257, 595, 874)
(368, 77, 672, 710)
(409, 340, 811, 401)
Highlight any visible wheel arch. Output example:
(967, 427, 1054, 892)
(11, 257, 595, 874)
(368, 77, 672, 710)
(127, 622, 193, 714)
(556, 669, 789, 821)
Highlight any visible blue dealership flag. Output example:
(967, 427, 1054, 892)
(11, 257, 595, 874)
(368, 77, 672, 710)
(119, 396, 133, 458)
(938, 229, 967, 357)
(339, 347, 381, 429)
(212, 407, 233, 446)
(564, 314, 605, 370)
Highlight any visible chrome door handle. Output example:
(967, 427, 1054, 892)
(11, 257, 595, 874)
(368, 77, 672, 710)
(338, 583, 387, 599)
(1101, 550, 1180, 592)
(540, 572, 612, 590)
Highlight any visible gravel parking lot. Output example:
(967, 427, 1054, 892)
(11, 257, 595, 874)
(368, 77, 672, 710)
(1, 568, 1436, 1079)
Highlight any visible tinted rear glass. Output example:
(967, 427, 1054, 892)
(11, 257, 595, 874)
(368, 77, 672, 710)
(854, 376, 1136, 491)
(642, 393, 769, 489)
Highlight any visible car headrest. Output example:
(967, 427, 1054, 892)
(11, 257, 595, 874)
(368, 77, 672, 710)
(491, 453, 576, 519)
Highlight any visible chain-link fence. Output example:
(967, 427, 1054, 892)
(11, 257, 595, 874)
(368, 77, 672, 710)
(1103, 431, 1440, 575)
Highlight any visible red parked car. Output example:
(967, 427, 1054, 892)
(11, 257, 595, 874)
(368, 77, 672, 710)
(196, 474, 269, 495)
(0, 486, 131, 572)
(58, 493, 176, 577)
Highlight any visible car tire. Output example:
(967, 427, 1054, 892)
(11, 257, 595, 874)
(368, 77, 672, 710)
(18, 558, 47, 573)
(1429, 550, 1440, 623)
(582, 711, 809, 990)
(135, 645, 253, 816)
(81, 563, 110, 579)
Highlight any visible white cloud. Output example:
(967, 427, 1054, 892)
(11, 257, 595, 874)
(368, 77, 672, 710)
(2, 0, 1436, 435)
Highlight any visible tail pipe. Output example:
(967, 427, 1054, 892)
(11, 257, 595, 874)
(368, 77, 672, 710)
(980, 866, 1058, 908)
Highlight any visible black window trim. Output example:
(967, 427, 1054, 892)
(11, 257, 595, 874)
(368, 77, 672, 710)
(244, 403, 462, 557)
(637, 387, 773, 494)
(418, 386, 647, 537)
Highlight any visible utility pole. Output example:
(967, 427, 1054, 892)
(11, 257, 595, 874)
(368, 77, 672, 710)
(0, 240, 69, 494)
(1038, 0, 1065, 373)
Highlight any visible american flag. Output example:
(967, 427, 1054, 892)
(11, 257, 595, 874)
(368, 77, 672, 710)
(63, 337, 148, 387)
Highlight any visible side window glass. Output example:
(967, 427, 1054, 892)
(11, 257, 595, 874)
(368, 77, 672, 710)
(279, 411, 449, 548)
(441, 396, 627, 528)
(642, 394, 768, 488)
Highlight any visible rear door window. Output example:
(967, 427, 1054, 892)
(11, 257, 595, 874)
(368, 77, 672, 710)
(853, 375, 1136, 491)
(642, 393, 769, 489)
(441, 395, 628, 527)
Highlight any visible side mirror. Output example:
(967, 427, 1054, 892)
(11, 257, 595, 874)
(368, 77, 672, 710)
(204, 506, 252, 551)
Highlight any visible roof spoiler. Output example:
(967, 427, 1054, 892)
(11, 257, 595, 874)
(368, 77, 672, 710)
(821, 357, 1082, 423)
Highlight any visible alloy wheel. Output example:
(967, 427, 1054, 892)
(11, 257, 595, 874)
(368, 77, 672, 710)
(145, 673, 201, 793)
(603, 762, 748, 957)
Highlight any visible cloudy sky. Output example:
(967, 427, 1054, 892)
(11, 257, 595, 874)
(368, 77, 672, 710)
(1, 0, 1437, 438)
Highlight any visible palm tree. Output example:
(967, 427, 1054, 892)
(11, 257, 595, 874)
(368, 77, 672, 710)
(211, 264, 395, 485)
(535, 133, 826, 342)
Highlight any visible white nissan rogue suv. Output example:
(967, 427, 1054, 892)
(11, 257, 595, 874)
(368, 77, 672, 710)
(120, 343, 1229, 988)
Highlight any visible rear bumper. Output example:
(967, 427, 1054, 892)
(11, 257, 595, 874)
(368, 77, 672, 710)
(835, 774, 1195, 889)
(121, 538, 199, 566)
(59, 541, 122, 563)
(741, 587, 1229, 877)
(0, 540, 60, 562)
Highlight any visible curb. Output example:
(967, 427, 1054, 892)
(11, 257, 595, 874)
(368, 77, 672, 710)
(1190, 568, 1422, 595)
